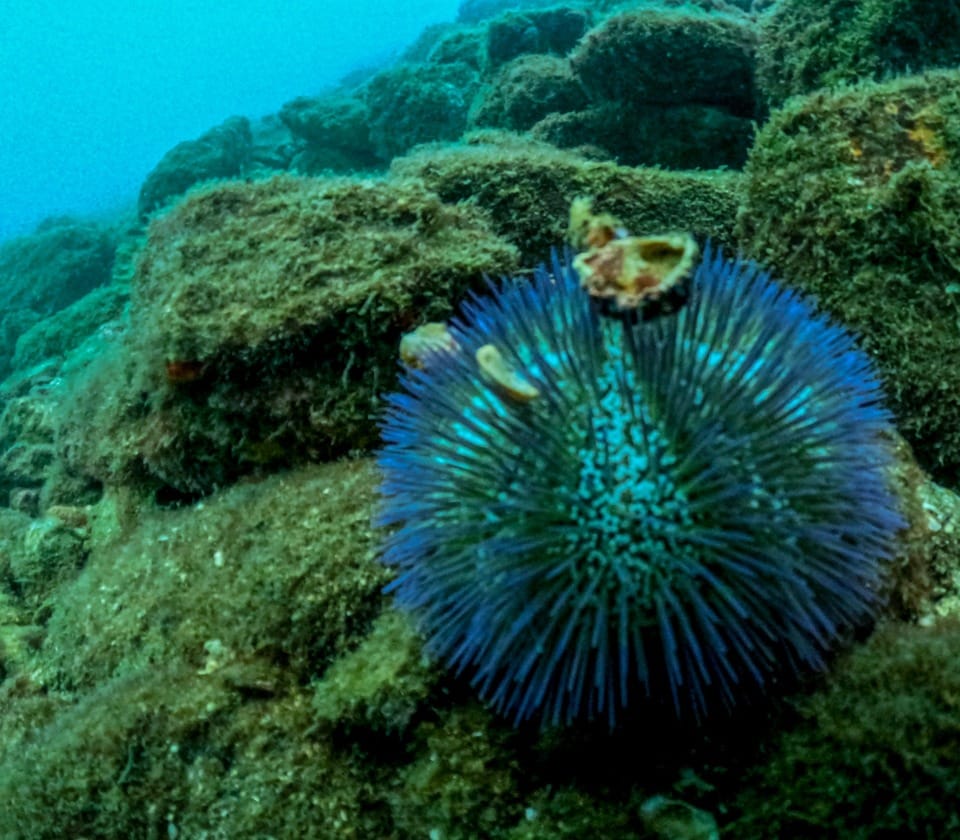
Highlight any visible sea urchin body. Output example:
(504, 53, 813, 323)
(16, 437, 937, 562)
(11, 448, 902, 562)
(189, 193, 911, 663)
(377, 246, 904, 727)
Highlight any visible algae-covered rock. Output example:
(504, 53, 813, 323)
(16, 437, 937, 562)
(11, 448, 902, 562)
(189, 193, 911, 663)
(312, 608, 437, 735)
(0, 218, 117, 375)
(280, 94, 370, 149)
(471, 55, 586, 131)
(11, 284, 128, 371)
(468, 3, 756, 169)
(0, 507, 32, 579)
(248, 112, 297, 172)
(0, 459, 393, 839)
(882, 435, 960, 621)
(571, 7, 756, 117)
(728, 620, 960, 837)
(10, 516, 88, 613)
(0, 387, 57, 447)
(532, 102, 752, 170)
(0, 218, 116, 318)
(757, 0, 960, 107)
(390, 705, 524, 838)
(0, 659, 402, 839)
(40, 460, 386, 689)
(470, 54, 588, 132)
(0, 286, 123, 509)
(0, 666, 244, 840)
(485, 6, 592, 68)
(903, 474, 960, 624)
(551, 4, 758, 168)
(424, 25, 486, 69)
(0, 606, 44, 682)
(0, 454, 497, 838)
(59, 174, 517, 496)
(737, 69, 960, 484)
(0, 511, 45, 676)
(279, 94, 378, 173)
(137, 115, 253, 219)
(363, 62, 480, 160)
(0, 380, 60, 508)
(392, 134, 742, 265)
(0, 442, 54, 492)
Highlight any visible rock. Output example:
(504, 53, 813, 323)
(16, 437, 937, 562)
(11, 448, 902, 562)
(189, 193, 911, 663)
(738, 69, 960, 484)
(572, 7, 756, 117)
(137, 115, 252, 218)
(757, 0, 960, 107)
(470, 54, 588, 132)
(363, 62, 479, 160)
(60, 174, 517, 495)
(485, 6, 592, 68)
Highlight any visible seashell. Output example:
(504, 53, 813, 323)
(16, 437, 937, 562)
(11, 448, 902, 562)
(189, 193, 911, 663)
(475, 344, 539, 403)
(575, 232, 699, 312)
(399, 322, 459, 368)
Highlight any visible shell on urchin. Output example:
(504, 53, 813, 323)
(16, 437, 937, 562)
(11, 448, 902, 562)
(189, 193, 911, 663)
(377, 247, 905, 728)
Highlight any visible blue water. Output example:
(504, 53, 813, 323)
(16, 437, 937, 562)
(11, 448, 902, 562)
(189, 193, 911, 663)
(0, 0, 461, 243)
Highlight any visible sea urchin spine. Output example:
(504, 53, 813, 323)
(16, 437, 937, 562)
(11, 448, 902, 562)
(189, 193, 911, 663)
(377, 245, 904, 728)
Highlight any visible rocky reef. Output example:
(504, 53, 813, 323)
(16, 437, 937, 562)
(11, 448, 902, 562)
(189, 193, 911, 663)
(2, 1, 960, 837)
(740, 69, 960, 485)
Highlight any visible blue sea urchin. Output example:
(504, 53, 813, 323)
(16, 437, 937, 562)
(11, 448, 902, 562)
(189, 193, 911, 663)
(377, 246, 904, 727)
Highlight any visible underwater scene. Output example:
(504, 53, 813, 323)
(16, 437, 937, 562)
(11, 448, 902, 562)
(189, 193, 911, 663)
(2, 0, 960, 837)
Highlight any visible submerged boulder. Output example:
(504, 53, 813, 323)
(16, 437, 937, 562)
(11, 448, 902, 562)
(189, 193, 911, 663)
(0, 218, 116, 375)
(738, 69, 960, 483)
(137, 115, 253, 219)
(757, 0, 960, 106)
(60, 174, 517, 497)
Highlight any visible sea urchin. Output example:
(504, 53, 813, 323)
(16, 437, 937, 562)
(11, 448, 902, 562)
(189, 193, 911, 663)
(377, 245, 904, 727)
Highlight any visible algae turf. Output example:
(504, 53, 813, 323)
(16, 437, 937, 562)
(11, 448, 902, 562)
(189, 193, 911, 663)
(738, 69, 960, 485)
(0, 218, 117, 379)
(38, 460, 387, 691)
(757, 0, 960, 107)
(391, 134, 743, 267)
(56, 174, 519, 498)
(727, 619, 960, 837)
(363, 61, 480, 160)
(0, 459, 392, 839)
(0, 463, 957, 837)
(571, 5, 756, 118)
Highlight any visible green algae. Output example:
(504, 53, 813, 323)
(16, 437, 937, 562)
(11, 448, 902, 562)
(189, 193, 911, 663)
(758, 0, 960, 107)
(312, 608, 437, 736)
(738, 69, 960, 484)
(57, 174, 518, 497)
(571, 5, 755, 116)
(363, 62, 480, 160)
(727, 620, 960, 837)
(10, 283, 129, 371)
(392, 134, 742, 266)
(0, 459, 392, 837)
(0, 218, 117, 377)
(41, 459, 386, 691)
(470, 54, 588, 133)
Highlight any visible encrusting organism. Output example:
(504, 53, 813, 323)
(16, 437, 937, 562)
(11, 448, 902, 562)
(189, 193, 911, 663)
(569, 197, 698, 319)
(377, 210, 905, 728)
